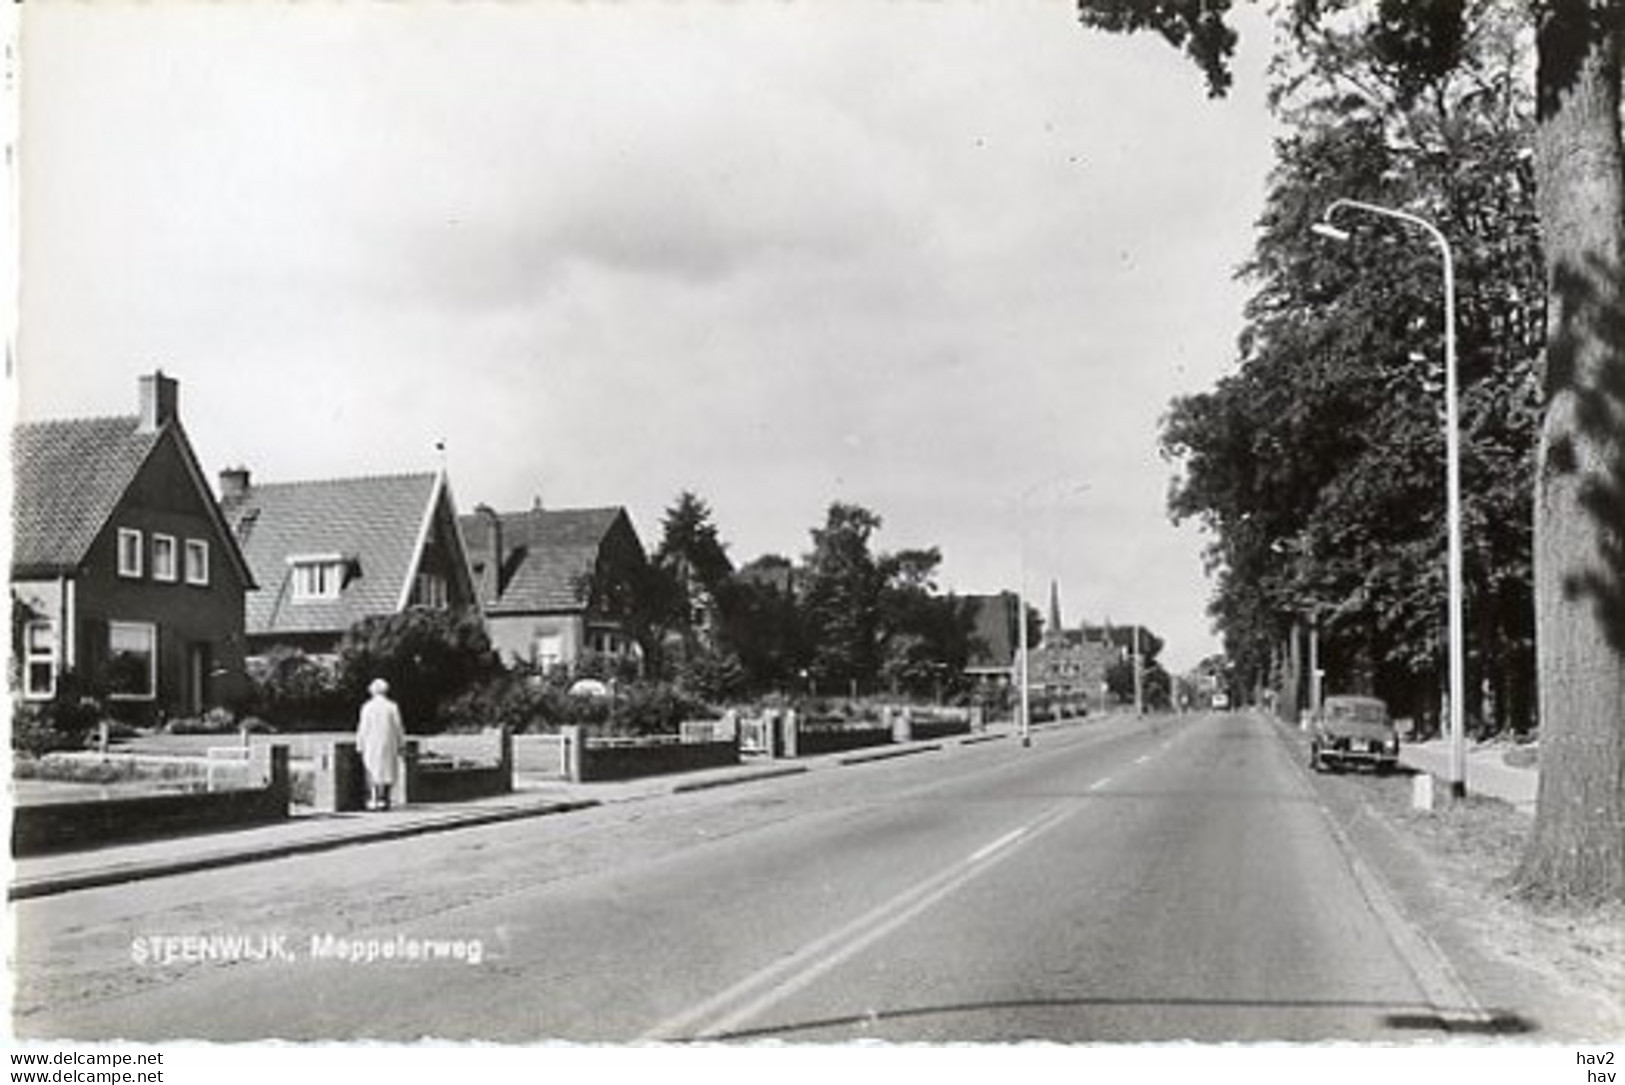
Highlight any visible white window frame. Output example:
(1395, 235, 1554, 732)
(106, 621, 158, 702)
(23, 620, 57, 701)
(534, 632, 564, 670)
(413, 572, 449, 610)
(152, 534, 178, 582)
(291, 559, 344, 602)
(184, 539, 211, 586)
(117, 528, 144, 579)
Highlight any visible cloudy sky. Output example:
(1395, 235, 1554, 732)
(15, 2, 1279, 673)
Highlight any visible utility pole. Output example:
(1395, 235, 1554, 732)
(1132, 624, 1144, 716)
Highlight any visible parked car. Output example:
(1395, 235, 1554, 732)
(1309, 695, 1399, 773)
(1211, 691, 1229, 711)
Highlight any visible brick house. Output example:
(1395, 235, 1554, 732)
(11, 372, 256, 720)
(459, 504, 650, 672)
(218, 468, 479, 658)
(1028, 582, 1114, 707)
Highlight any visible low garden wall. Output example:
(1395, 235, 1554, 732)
(909, 718, 973, 740)
(12, 746, 290, 857)
(309, 729, 512, 811)
(558, 727, 739, 782)
(795, 721, 894, 756)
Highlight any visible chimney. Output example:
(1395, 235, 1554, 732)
(474, 503, 503, 600)
(219, 466, 252, 502)
(138, 370, 179, 433)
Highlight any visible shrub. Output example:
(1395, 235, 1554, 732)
(440, 673, 552, 734)
(11, 671, 103, 756)
(336, 609, 500, 731)
(12, 703, 88, 757)
(164, 707, 242, 735)
(246, 647, 346, 730)
(675, 647, 748, 703)
(605, 682, 711, 736)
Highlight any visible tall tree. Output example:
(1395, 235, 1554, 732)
(718, 555, 808, 693)
(802, 503, 885, 690)
(648, 491, 735, 665)
(1082, 0, 1623, 900)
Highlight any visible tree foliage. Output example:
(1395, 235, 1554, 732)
(1153, 3, 1542, 730)
(336, 608, 501, 732)
(1079, 0, 1625, 900)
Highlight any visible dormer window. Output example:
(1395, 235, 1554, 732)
(289, 554, 348, 602)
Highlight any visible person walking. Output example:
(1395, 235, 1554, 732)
(357, 678, 405, 811)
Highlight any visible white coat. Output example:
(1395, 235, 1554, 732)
(356, 694, 405, 785)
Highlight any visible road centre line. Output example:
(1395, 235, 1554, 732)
(638, 802, 1079, 1042)
(969, 825, 1030, 863)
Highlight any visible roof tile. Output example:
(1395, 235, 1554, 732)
(459, 506, 624, 613)
(222, 473, 438, 637)
(12, 416, 160, 575)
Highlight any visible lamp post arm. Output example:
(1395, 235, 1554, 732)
(1321, 196, 1465, 796)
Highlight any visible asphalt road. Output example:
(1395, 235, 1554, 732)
(13, 711, 1472, 1042)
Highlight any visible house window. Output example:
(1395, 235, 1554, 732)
(185, 539, 210, 586)
(107, 622, 157, 701)
(534, 633, 564, 670)
(152, 534, 178, 582)
(291, 559, 345, 602)
(117, 529, 144, 578)
(412, 572, 448, 609)
(23, 620, 57, 700)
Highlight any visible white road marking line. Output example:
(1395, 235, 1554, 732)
(969, 825, 1029, 864)
(1089, 776, 1113, 791)
(639, 803, 1077, 1042)
(1134, 754, 1152, 765)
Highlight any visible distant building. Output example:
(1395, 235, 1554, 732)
(1028, 582, 1114, 708)
(11, 372, 256, 719)
(219, 467, 479, 658)
(460, 504, 650, 672)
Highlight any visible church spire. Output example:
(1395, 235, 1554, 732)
(1046, 579, 1064, 647)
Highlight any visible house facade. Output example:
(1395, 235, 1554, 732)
(460, 504, 649, 673)
(11, 372, 256, 720)
(219, 468, 479, 658)
(1028, 582, 1115, 708)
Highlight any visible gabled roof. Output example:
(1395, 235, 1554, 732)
(12, 415, 253, 585)
(459, 506, 630, 614)
(222, 472, 446, 637)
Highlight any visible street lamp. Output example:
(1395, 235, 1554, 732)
(1314, 197, 1466, 799)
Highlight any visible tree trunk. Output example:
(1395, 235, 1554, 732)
(1516, 0, 1625, 903)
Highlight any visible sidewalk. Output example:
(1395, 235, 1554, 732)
(9, 718, 1063, 902)
(1398, 738, 1539, 815)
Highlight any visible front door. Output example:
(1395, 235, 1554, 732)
(187, 643, 211, 716)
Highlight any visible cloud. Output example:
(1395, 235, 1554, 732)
(17, 1, 1281, 671)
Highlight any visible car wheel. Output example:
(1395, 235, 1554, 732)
(1309, 742, 1322, 773)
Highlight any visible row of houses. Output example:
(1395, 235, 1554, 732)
(12, 372, 652, 721)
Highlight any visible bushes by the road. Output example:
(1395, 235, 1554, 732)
(441, 668, 713, 737)
(10, 673, 103, 757)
